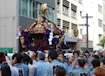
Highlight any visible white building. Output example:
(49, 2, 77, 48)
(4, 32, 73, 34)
(57, 0, 104, 51)
(82, 0, 104, 50)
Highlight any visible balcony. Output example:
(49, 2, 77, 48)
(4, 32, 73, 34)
(71, 15, 76, 20)
(63, 12, 69, 17)
(65, 33, 77, 41)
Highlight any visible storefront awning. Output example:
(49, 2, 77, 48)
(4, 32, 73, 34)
(65, 38, 77, 42)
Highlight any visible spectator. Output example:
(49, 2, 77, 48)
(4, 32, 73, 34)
(58, 51, 69, 76)
(73, 51, 79, 59)
(93, 67, 105, 76)
(73, 51, 79, 65)
(0, 52, 18, 76)
(45, 57, 50, 64)
(84, 51, 92, 70)
(34, 52, 48, 76)
(12, 53, 29, 76)
(98, 53, 103, 62)
(91, 55, 99, 60)
(54, 66, 66, 76)
(68, 56, 79, 70)
(44, 50, 65, 76)
(91, 59, 100, 76)
(80, 51, 84, 56)
(69, 56, 90, 76)
(101, 59, 105, 69)
(22, 54, 37, 76)
(102, 50, 105, 58)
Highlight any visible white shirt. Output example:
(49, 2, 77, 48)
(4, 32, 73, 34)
(28, 60, 38, 76)
(10, 66, 19, 76)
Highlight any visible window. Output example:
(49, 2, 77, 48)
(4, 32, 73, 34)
(63, 6, 68, 13)
(80, 29, 82, 35)
(71, 10, 76, 18)
(98, 4, 102, 13)
(98, 19, 102, 27)
(71, 4, 77, 19)
(19, 0, 55, 22)
(20, 0, 28, 16)
(63, 0, 69, 13)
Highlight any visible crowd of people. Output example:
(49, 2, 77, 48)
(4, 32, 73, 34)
(0, 48, 105, 76)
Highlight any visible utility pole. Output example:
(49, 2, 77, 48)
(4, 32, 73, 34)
(80, 13, 93, 51)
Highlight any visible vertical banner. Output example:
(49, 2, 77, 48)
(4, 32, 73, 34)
(82, 35, 86, 42)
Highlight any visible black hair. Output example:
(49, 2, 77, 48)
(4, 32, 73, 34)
(58, 51, 64, 56)
(78, 59, 86, 67)
(102, 59, 105, 64)
(93, 55, 99, 60)
(12, 53, 23, 63)
(99, 53, 103, 58)
(91, 59, 100, 68)
(73, 51, 79, 56)
(48, 50, 58, 60)
(55, 66, 66, 76)
(85, 50, 89, 54)
(23, 54, 31, 64)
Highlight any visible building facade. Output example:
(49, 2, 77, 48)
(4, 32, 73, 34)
(57, 0, 93, 51)
(57, 0, 105, 51)
(0, 0, 57, 52)
(103, 0, 105, 38)
(83, 0, 103, 51)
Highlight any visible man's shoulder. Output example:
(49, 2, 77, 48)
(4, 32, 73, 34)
(20, 64, 29, 68)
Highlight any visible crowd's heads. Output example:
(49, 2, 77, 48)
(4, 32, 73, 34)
(91, 59, 100, 68)
(57, 57, 63, 63)
(77, 56, 86, 67)
(102, 59, 105, 65)
(93, 67, 105, 76)
(68, 56, 73, 63)
(98, 53, 103, 61)
(84, 50, 89, 58)
(54, 66, 66, 76)
(69, 48, 73, 53)
(73, 51, 79, 58)
(37, 52, 45, 61)
(0, 52, 5, 63)
(23, 54, 31, 65)
(12, 53, 23, 63)
(91, 55, 99, 60)
(48, 50, 58, 60)
(58, 51, 64, 59)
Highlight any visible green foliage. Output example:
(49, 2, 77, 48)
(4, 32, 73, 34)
(97, 38, 105, 47)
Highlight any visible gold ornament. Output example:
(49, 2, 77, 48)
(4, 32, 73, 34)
(36, 19, 38, 21)
(24, 29, 28, 32)
(41, 23, 43, 25)
(41, 19, 44, 21)
(49, 19, 51, 22)
(30, 27, 32, 29)
(34, 22, 36, 25)
(74, 28, 78, 37)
